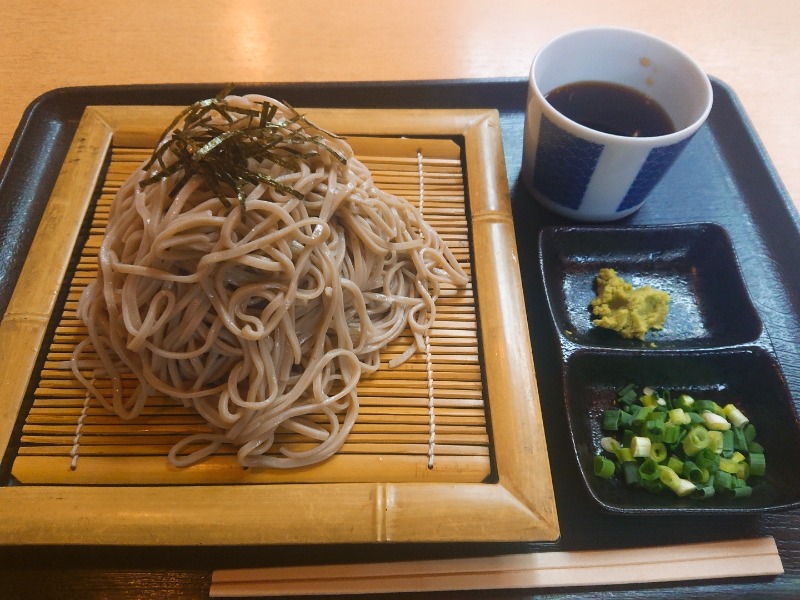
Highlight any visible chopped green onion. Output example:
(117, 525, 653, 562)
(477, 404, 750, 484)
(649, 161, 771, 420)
(701, 410, 731, 431)
(593, 455, 616, 478)
(682, 426, 710, 457)
(595, 385, 765, 502)
(644, 480, 666, 494)
(662, 423, 681, 444)
(633, 406, 655, 427)
(688, 412, 705, 425)
(694, 400, 725, 417)
(733, 427, 749, 452)
(682, 460, 702, 483)
(699, 467, 711, 484)
(731, 485, 753, 498)
(722, 429, 734, 456)
(650, 442, 668, 463)
(619, 388, 637, 406)
(646, 419, 665, 442)
(622, 429, 634, 447)
(719, 457, 740, 474)
(640, 392, 658, 408)
(694, 448, 719, 472)
(602, 409, 622, 430)
(692, 482, 715, 499)
(658, 466, 696, 497)
(749, 453, 766, 477)
(667, 456, 684, 475)
(736, 462, 750, 481)
(707, 430, 723, 454)
(600, 436, 619, 454)
(622, 461, 641, 486)
(714, 470, 733, 492)
(616, 447, 634, 463)
(631, 436, 652, 458)
(724, 404, 750, 427)
(668, 408, 691, 426)
(638, 458, 660, 482)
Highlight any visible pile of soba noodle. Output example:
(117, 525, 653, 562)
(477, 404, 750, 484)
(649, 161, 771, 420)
(72, 92, 468, 468)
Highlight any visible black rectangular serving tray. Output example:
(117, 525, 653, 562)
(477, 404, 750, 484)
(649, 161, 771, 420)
(1, 78, 799, 598)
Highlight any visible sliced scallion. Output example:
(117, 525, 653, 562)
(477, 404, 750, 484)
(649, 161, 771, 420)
(594, 384, 765, 502)
(662, 423, 681, 444)
(639, 458, 660, 482)
(733, 427, 749, 452)
(722, 429, 734, 457)
(600, 436, 619, 454)
(658, 466, 695, 497)
(749, 453, 766, 477)
(650, 442, 668, 463)
(707, 430, 724, 454)
(631, 436, 652, 458)
(667, 456, 684, 475)
(622, 461, 641, 486)
(701, 410, 731, 431)
(602, 409, 622, 431)
(724, 404, 750, 427)
(692, 482, 715, 499)
(668, 408, 691, 426)
(682, 426, 710, 457)
(593, 455, 616, 478)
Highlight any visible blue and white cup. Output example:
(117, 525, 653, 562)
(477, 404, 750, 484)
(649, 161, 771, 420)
(522, 27, 713, 221)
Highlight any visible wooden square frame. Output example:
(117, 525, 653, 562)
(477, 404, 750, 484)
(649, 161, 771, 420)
(0, 105, 558, 544)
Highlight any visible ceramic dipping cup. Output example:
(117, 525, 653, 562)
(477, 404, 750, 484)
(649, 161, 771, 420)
(521, 27, 713, 221)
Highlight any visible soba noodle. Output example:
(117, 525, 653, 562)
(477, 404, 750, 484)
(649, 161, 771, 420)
(71, 93, 468, 468)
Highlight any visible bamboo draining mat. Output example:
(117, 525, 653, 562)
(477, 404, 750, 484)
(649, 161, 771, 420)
(0, 105, 558, 545)
(12, 136, 489, 486)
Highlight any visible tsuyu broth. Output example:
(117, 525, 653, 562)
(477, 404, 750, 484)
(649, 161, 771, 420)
(545, 81, 676, 137)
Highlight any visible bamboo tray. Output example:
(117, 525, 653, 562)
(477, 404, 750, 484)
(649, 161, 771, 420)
(0, 103, 559, 545)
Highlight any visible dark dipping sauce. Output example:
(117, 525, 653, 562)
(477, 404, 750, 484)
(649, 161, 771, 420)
(545, 81, 676, 137)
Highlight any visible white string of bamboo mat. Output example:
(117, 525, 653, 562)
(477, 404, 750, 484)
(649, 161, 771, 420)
(69, 388, 91, 469)
(418, 148, 436, 469)
(209, 537, 783, 597)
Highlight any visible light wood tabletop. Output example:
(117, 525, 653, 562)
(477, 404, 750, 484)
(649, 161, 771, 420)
(0, 0, 799, 209)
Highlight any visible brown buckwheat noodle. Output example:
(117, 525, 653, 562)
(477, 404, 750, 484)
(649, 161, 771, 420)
(71, 94, 468, 468)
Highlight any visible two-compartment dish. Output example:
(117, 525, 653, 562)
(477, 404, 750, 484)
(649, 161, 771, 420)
(540, 223, 800, 514)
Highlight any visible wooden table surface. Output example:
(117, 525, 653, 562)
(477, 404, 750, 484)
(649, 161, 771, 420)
(1, 0, 799, 209)
(1, 1, 799, 598)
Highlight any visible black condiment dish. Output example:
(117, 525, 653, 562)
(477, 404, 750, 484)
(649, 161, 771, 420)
(539, 223, 762, 349)
(563, 348, 800, 514)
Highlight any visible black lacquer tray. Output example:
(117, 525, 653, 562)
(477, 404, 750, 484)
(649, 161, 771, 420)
(1, 78, 799, 597)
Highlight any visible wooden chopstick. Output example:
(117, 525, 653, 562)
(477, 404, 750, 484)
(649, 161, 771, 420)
(210, 537, 782, 597)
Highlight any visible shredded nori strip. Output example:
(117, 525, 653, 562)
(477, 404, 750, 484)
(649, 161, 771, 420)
(139, 86, 347, 220)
